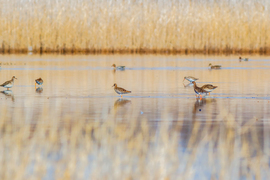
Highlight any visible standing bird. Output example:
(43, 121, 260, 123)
(208, 63, 221, 69)
(111, 64, 125, 70)
(192, 81, 208, 99)
(35, 78, 43, 88)
(239, 57, 248, 61)
(183, 76, 199, 83)
(0, 76, 17, 90)
(201, 84, 218, 95)
(112, 83, 131, 98)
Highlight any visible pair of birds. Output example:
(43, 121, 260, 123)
(183, 76, 218, 98)
(111, 64, 129, 97)
(0, 76, 43, 89)
(113, 76, 218, 98)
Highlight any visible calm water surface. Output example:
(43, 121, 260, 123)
(0, 54, 270, 179)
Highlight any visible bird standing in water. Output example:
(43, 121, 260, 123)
(192, 81, 208, 99)
(35, 78, 43, 88)
(0, 76, 17, 90)
(112, 83, 131, 98)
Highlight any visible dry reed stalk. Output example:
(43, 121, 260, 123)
(0, 0, 270, 54)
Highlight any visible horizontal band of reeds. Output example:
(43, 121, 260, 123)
(1, 0, 270, 54)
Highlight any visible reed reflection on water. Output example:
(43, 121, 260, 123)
(0, 54, 270, 179)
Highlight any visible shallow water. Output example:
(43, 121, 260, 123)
(0, 54, 270, 179)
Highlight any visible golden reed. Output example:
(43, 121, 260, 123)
(0, 0, 270, 54)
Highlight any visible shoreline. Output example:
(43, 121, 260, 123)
(1, 48, 270, 55)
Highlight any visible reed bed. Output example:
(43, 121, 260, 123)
(0, 0, 270, 54)
(0, 106, 269, 179)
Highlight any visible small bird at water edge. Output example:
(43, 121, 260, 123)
(112, 83, 131, 98)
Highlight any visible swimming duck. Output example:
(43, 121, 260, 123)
(208, 63, 221, 69)
(111, 64, 125, 70)
(239, 57, 248, 61)
(201, 84, 218, 95)
(112, 83, 131, 97)
(192, 82, 208, 98)
(183, 76, 199, 83)
(0, 76, 17, 90)
(35, 78, 43, 87)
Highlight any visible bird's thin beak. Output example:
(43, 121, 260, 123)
(112, 85, 114, 87)
(183, 78, 185, 82)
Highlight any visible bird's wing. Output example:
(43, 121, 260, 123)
(0, 80, 11, 86)
(117, 87, 131, 93)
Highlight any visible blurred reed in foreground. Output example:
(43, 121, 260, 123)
(0, 0, 270, 54)
(0, 106, 269, 179)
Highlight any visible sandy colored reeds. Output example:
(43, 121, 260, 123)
(0, 0, 270, 54)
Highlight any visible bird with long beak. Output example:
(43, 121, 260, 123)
(192, 81, 208, 99)
(0, 76, 17, 90)
(183, 76, 199, 83)
(111, 64, 125, 70)
(201, 84, 218, 95)
(35, 78, 43, 88)
(112, 83, 131, 98)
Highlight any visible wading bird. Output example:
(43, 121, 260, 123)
(192, 81, 208, 99)
(35, 78, 43, 87)
(112, 83, 131, 98)
(0, 76, 17, 90)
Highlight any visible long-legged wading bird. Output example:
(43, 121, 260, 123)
(111, 64, 125, 70)
(201, 84, 218, 95)
(183, 76, 199, 83)
(208, 63, 221, 69)
(192, 81, 208, 99)
(35, 78, 43, 87)
(0, 76, 17, 90)
(112, 83, 131, 98)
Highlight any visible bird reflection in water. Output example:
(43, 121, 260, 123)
(35, 87, 43, 93)
(114, 98, 131, 108)
(1, 90, 15, 102)
(192, 98, 217, 114)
